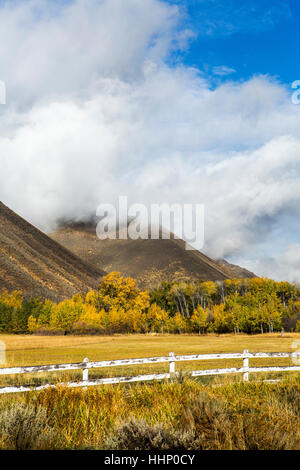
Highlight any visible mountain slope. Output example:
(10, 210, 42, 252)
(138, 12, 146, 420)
(0, 202, 105, 300)
(51, 221, 243, 288)
(216, 259, 255, 279)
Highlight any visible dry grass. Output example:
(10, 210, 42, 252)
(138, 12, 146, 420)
(0, 333, 299, 449)
(1, 332, 300, 364)
(1, 375, 299, 449)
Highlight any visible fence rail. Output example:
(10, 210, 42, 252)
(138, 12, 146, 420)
(0, 350, 299, 394)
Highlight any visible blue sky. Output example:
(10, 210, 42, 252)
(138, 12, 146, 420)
(167, 0, 299, 85)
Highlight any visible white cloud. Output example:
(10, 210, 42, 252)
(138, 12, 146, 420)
(212, 65, 236, 76)
(0, 0, 300, 281)
(0, 0, 183, 105)
(233, 244, 300, 284)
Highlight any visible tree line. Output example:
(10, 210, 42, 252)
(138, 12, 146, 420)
(0, 272, 300, 335)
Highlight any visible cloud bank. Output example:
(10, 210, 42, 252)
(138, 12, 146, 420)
(1, 0, 300, 282)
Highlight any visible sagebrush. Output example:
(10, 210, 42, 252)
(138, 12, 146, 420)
(1, 376, 299, 450)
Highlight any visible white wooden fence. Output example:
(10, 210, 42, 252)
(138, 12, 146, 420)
(0, 350, 299, 394)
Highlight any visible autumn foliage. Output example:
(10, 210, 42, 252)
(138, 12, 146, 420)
(0, 273, 300, 335)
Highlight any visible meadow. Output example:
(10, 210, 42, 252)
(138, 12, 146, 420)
(0, 332, 300, 387)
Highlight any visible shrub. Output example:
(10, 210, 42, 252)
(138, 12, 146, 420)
(274, 383, 300, 414)
(32, 328, 66, 336)
(179, 392, 300, 450)
(105, 418, 198, 450)
(179, 393, 234, 449)
(233, 402, 299, 450)
(167, 371, 193, 385)
(0, 402, 56, 450)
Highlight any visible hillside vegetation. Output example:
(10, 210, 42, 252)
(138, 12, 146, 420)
(0, 202, 104, 300)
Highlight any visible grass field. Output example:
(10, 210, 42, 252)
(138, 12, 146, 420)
(0, 333, 299, 388)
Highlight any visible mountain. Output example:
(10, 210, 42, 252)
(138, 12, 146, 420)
(50, 221, 253, 288)
(0, 202, 105, 300)
(216, 259, 256, 279)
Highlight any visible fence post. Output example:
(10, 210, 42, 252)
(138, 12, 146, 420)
(243, 349, 249, 381)
(169, 352, 175, 376)
(83, 357, 89, 381)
